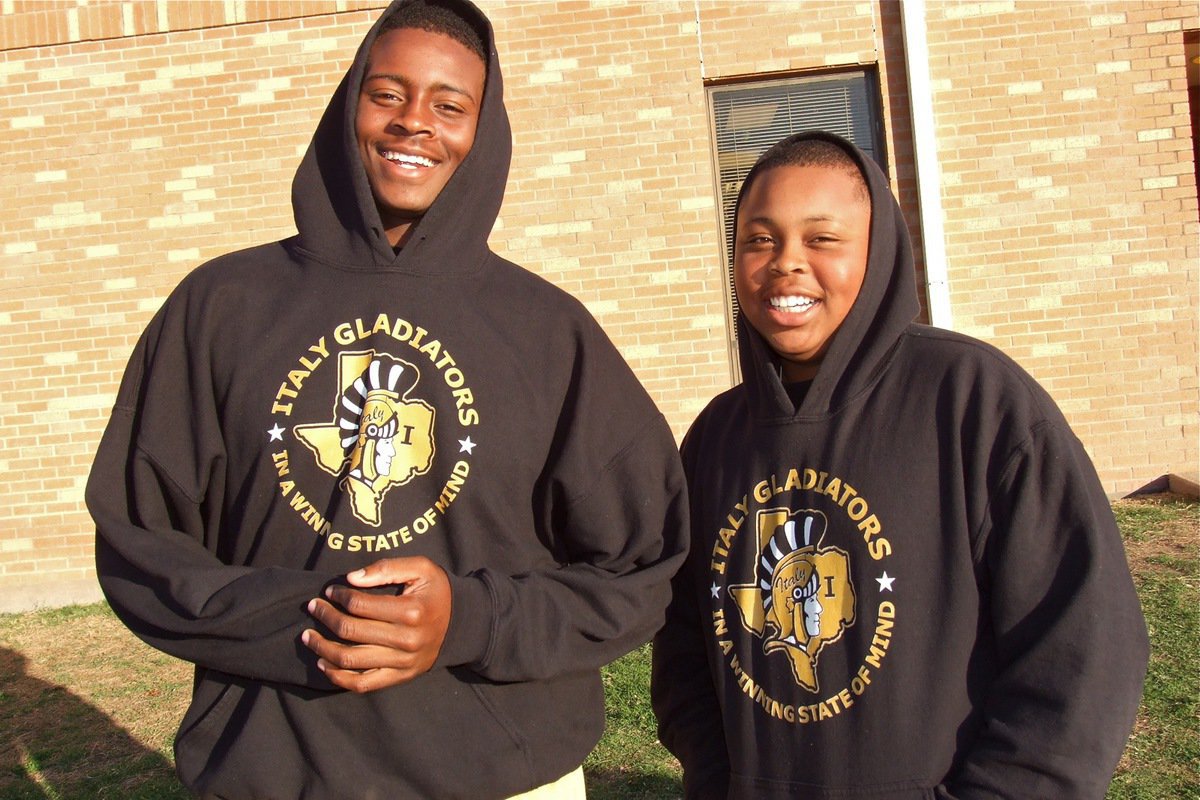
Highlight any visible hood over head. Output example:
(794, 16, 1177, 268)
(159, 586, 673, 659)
(291, 0, 511, 273)
(733, 131, 920, 419)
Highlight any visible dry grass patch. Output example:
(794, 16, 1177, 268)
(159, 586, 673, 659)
(0, 605, 191, 799)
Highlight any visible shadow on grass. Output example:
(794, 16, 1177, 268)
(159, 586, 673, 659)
(586, 767, 683, 800)
(0, 646, 187, 800)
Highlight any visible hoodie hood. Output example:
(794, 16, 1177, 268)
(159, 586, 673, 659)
(291, 0, 512, 273)
(734, 131, 920, 420)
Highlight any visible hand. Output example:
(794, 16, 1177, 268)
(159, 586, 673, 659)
(302, 556, 452, 693)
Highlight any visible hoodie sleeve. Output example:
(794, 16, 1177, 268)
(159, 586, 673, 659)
(88, 297, 334, 689)
(947, 420, 1149, 799)
(651, 511, 732, 800)
(433, 413, 689, 681)
(430, 320, 690, 682)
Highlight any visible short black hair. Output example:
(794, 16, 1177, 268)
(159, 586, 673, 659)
(744, 136, 869, 204)
(379, 0, 487, 64)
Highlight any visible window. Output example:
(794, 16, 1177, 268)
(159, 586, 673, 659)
(707, 70, 886, 367)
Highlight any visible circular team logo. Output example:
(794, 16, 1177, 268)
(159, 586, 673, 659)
(710, 468, 897, 724)
(264, 314, 480, 553)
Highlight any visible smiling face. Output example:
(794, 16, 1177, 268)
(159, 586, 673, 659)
(734, 163, 870, 382)
(356, 26, 486, 247)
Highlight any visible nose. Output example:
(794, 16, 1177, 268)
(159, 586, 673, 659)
(770, 238, 807, 275)
(390, 98, 432, 136)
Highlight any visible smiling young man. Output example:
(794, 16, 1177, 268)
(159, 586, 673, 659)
(355, 16, 485, 248)
(730, 152, 870, 385)
(652, 132, 1147, 799)
(88, 2, 688, 798)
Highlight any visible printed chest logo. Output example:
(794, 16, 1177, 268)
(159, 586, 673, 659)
(710, 468, 896, 725)
(266, 314, 480, 553)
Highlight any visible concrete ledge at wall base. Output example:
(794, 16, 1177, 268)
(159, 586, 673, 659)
(1123, 472, 1200, 500)
(0, 577, 105, 615)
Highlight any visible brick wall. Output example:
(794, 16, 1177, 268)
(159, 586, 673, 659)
(2, 0, 1195, 610)
(920, 0, 1198, 490)
(487, 1, 730, 422)
(2, 2, 392, 609)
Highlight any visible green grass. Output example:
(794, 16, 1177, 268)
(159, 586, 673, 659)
(1106, 496, 1200, 800)
(0, 495, 1195, 799)
(586, 643, 682, 799)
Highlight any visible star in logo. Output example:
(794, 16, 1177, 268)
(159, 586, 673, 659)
(711, 582, 722, 599)
(459, 436, 476, 455)
(267, 423, 285, 442)
(876, 571, 895, 592)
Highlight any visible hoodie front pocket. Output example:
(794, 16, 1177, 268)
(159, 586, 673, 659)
(173, 674, 244, 782)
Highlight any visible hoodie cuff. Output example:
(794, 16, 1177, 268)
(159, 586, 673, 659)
(434, 570, 494, 669)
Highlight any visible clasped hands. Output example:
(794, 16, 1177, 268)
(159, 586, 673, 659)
(302, 556, 451, 693)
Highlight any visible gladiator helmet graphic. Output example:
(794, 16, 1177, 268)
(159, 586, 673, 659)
(730, 507, 856, 693)
(293, 350, 435, 527)
(342, 358, 407, 486)
(761, 518, 825, 650)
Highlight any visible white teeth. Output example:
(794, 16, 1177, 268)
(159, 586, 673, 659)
(382, 151, 436, 168)
(769, 296, 816, 311)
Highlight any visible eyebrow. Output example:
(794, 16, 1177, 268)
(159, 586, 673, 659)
(744, 214, 840, 225)
(362, 73, 479, 101)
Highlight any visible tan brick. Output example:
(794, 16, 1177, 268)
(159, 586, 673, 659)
(0, 0, 1194, 600)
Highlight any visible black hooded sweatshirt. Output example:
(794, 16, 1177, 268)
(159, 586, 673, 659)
(87, 2, 688, 797)
(651, 132, 1148, 800)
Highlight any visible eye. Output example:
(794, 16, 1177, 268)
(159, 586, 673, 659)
(808, 233, 838, 246)
(435, 102, 467, 115)
(742, 233, 774, 248)
(370, 89, 403, 105)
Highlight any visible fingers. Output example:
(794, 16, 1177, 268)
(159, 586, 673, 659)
(321, 665, 410, 693)
(302, 626, 421, 672)
(300, 558, 452, 693)
(346, 555, 438, 589)
(318, 585, 422, 626)
(321, 559, 451, 636)
(306, 595, 426, 646)
(301, 628, 419, 693)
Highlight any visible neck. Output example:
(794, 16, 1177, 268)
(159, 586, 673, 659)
(781, 360, 819, 382)
(382, 217, 415, 248)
